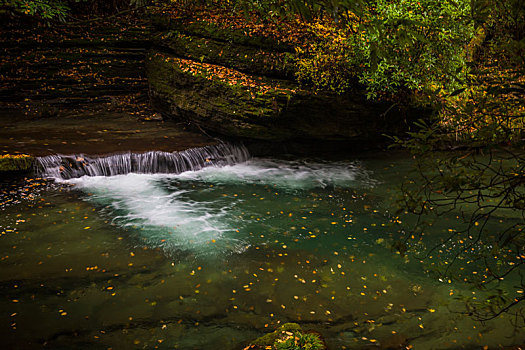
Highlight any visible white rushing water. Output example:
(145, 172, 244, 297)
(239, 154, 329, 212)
(65, 158, 374, 257)
(37, 144, 375, 258)
(34, 143, 250, 180)
(172, 158, 375, 189)
(68, 173, 248, 258)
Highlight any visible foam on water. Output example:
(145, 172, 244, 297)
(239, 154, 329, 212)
(62, 154, 375, 257)
(68, 173, 248, 258)
(171, 158, 375, 190)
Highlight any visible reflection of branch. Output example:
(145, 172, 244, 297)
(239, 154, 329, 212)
(193, 122, 222, 142)
(473, 295, 525, 322)
(484, 259, 523, 283)
(400, 145, 525, 319)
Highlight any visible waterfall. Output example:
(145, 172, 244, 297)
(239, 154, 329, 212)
(35, 143, 250, 180)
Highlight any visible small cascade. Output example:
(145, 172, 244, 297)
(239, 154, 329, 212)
(35, 143, 250, 180)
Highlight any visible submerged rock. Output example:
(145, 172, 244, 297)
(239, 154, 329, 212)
(380, 333, 409, 349)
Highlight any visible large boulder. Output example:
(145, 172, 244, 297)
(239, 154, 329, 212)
(146, 15, 424, 148)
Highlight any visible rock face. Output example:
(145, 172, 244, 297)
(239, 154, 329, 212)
(146, 15, 423, 147)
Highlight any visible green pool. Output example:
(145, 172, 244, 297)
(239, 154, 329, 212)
(0, 146, 521, 349)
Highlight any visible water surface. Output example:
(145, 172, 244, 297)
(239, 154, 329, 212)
(0, 150, 521, 349)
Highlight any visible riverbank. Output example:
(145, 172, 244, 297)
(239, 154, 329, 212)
(0, 108, 215, 159)
(0, 14, 217, 174)
(146, 5, 431, 145)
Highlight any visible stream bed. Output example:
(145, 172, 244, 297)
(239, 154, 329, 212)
(0, 146, 522, 349)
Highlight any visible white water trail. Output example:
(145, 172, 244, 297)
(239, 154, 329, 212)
(68, 173, 248, 258)
(171, 158, 375, 190)
(42, 144, 375, 258)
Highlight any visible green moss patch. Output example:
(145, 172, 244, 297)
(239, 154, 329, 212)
(152, 31, 296, 79)
(248, 323, 325, 350)
(146, 51, 299, 120)
(0, 154, 34, 172)
(151, 15, 292, 52)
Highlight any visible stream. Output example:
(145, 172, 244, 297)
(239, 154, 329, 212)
(0, 144, 522, 349)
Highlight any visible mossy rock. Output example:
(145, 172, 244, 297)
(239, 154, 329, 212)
(146, 51, 297, 140)
(146, 50, 416, 143)
(0, 154, 33, 172)
(251, 323, 303, 347)
(151, 31, 296, 79)
(146, 13, 430, 145)
(150, 15, 292, 52)
(247, 323, 326, 350)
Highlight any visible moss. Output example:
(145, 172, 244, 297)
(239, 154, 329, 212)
(150, 15, 291, 52)
(251, 323, 303, 347)
(0, 154, 34, 172)
(152, 31, 296, 79)
(145, 47, 416, 142)
(249, 324, 327, 350)
(146, 51, 299, 121)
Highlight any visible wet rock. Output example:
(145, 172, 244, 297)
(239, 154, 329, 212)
(245, 323, 326, 350)
(0, 154, 33, 172)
